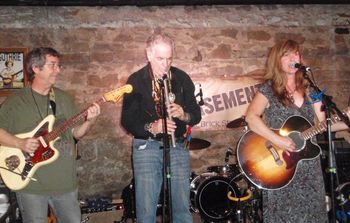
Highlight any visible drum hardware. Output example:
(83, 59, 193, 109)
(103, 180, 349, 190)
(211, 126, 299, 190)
(0, 185, 21, 223)
(335, 181, 350, 222)
(206, 164, 243, 179)
(227, 188, 256, 223)
(238, 185, 262, 223)
(224, 148, 233, 163)
(226, 116, 248, 129)
(188, 138, 211, 150)
(227, 189, 253, 202)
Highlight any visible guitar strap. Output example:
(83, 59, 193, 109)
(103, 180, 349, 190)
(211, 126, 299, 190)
(49, 88, 56, 116)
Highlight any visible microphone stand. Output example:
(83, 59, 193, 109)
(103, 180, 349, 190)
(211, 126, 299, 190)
(158, 76, 173, 223)
(301, 70, 350, 223)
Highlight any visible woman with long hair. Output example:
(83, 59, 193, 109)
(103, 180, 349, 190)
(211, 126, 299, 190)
(245, 39, 350, 222)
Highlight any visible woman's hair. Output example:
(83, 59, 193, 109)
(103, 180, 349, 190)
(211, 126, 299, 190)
(264, 39, 308, 106)
(145, 31, 175, 58)
(25, 47, 61, 82)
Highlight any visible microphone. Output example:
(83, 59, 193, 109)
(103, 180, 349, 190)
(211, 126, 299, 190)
(198, 84, 204, 106)
(224, 148, 233, 163)
(291, 62, 311, 72)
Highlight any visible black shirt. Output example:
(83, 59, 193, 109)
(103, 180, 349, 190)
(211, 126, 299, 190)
(121, 64, 201, 139)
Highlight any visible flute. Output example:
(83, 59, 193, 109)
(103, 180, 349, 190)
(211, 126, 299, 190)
(162, 74, 176, 147)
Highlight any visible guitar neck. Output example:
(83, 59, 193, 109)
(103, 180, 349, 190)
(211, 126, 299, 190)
(41, 84, 132, 143)
(301, 109, 347, 140)
(45, 97, 105, 142)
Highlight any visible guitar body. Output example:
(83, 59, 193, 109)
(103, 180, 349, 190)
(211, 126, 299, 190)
(237, 115, 321, 190)
(0, 115, 59, 191)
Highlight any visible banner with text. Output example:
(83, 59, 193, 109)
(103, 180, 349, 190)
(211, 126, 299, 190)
(193, 75, 264, 131)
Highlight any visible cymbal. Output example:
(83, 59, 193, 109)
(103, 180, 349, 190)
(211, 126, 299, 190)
(189, 138, 211, 150)
(226, 116, 247, 128)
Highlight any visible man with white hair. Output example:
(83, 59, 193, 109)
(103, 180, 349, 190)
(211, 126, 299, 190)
(121, 32, 201, 223)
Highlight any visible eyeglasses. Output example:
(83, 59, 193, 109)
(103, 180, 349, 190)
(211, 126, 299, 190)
(44, 63, 63, 70)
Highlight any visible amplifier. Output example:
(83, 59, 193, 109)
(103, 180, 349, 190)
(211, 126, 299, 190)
(334, 141, 350, 154)
(334, 140, 350, 184)
(319, 138, 350, 184)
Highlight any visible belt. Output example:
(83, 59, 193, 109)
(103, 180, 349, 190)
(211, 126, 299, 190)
(135, 135, 186, 144)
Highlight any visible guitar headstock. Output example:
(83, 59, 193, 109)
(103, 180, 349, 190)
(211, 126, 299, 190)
(103, 84, 133, 103)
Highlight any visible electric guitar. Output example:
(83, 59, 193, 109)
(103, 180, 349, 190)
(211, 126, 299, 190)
(237, 108, 349, 190)
(0, 84, 133, 191)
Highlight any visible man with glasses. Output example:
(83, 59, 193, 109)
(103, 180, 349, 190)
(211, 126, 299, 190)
(0, 47, 100, 223)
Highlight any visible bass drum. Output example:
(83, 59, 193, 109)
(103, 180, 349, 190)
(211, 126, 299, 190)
(190, 173, 240, 222)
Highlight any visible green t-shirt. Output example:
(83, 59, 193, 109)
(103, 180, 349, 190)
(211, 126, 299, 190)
(0, 86, 78, 194)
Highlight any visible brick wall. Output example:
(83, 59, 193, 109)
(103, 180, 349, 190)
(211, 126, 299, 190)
(0, 5, 349, 198)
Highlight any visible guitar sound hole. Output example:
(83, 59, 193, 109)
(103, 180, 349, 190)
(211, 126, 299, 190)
(5, 155, 20, 170)
(289, 131, 305, 152)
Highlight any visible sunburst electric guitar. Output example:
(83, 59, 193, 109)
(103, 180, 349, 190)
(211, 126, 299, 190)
(0, 84, 133, 191)
(237, 107, 349, 190)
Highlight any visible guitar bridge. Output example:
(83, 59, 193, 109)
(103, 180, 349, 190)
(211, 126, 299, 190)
(265, 141, 283, 166)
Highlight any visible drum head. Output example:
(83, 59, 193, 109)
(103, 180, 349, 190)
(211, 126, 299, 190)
(196, 176, 240, 222)
(207, 164, 242, 178)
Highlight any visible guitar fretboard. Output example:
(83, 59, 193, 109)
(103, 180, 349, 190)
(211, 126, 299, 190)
(301, 108, 349, 140)
(44, 97, 105, 142)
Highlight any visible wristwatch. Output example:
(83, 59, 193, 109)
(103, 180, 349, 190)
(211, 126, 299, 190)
(144, 122, 156, 137)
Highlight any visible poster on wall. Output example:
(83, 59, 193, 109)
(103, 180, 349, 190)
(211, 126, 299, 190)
(0, 48, 28, 96)
(193, 74, 264, 131)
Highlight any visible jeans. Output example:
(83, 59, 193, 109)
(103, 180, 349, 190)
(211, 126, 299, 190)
(16, 189, 81, 223)
(132, 138, 192, 223)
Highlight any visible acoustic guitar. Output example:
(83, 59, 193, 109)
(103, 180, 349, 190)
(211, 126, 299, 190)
(0, 84, 133, 191)
(237, 108, 349, 190)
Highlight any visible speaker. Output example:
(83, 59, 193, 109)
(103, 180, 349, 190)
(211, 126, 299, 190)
(334, 140, 350, 184)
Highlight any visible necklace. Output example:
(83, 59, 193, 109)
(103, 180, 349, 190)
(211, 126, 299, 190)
(285, 86, 296, 104)
(31, 88, 50, 120)
(149, 66, 173, 118)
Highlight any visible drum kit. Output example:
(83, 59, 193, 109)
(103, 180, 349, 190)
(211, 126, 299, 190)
(188, 116, 262, 223)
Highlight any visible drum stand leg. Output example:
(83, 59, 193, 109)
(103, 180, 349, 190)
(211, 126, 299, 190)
(242, 188, 262, 223)
(236, 207, 244, 223)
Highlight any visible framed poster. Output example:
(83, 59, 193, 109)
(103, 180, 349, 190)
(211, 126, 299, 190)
(0, 48, 28, 96)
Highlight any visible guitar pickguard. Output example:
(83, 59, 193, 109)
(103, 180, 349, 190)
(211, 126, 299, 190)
(288, 131, 306, 152)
